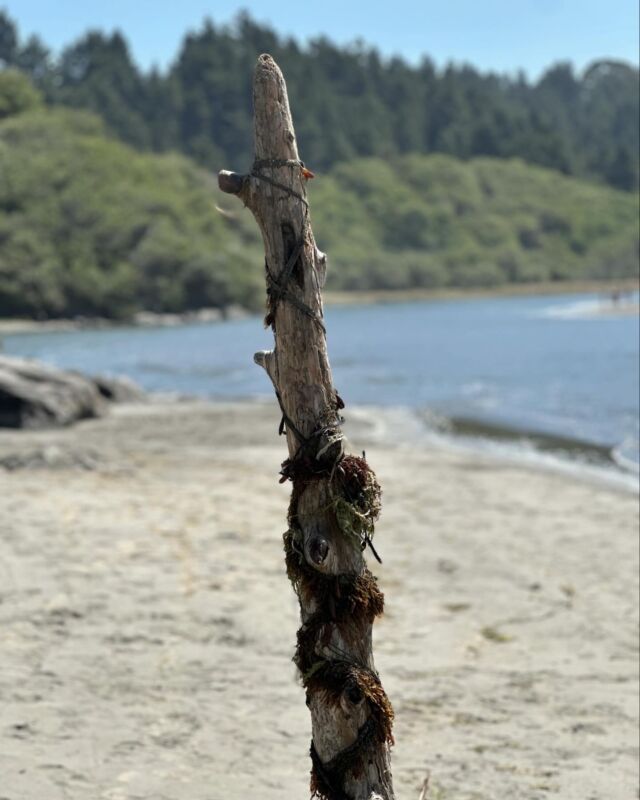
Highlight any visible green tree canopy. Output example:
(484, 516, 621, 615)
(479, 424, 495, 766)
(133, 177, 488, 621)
(3, 10, 638, 191)
(0, 99, 637, 320)
(0, 68, 42, 119)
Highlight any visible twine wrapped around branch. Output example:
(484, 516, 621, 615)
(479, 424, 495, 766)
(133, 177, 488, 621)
(218, 53, 395, 800)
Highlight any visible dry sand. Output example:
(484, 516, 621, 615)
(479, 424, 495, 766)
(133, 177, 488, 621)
(0, 401, 637, 800)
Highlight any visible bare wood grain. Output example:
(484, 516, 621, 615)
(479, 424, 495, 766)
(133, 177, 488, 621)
(219, 53, 394, 800)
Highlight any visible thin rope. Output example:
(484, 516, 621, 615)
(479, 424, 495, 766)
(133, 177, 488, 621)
(250, 157, 325, 333)
(254, 160, 389, 797)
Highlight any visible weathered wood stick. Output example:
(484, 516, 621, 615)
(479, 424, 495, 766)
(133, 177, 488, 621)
(219, 54, 395, 800)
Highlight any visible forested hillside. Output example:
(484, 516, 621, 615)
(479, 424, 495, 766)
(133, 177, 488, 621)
(0, 76, 264, 318)
(1, 75, 637, 320)
(310, 156, 639, 290)
(1, 10, 638, 191)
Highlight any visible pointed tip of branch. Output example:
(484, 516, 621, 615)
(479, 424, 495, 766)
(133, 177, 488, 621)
(254, 53, 281, 87)
(253, 54, 298, 162)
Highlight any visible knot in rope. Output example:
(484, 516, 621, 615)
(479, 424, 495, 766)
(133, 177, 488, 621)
(250, 155, 325, 334)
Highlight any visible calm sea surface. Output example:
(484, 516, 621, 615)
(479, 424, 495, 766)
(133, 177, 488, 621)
(3, 292, 639, 479)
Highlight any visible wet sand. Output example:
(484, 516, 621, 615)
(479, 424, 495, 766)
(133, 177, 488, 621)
(0, 401, 637, 800)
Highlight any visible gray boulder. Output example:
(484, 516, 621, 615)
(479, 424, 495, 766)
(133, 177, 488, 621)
(0, 356, 105, 429)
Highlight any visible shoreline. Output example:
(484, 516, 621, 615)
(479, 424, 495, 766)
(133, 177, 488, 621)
(338, 402, 639, 494)
(323, 276, 640, 306)
(6, 388, 635, 493)
(169, 398, 639, 493)
(0, 354, 637, 492)
(0, 304, 252, 336)
(417, 409, 639, 493)
(0, 277, 637, 335)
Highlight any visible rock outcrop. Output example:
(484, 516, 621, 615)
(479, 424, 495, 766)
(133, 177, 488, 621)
(0, 356, 144, 429)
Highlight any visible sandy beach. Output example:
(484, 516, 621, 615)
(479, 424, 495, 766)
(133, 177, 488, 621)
(0, 400, 637, 800)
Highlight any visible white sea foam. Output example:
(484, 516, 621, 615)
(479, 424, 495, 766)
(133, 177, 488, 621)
(612, 439, 640, 476)
(348, 404, 639, 495)
(453, 434, 639, 493)
(533, 294, 639, 320)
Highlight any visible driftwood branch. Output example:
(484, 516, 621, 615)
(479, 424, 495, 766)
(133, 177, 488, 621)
(218, 169, 247, 198)
(219, 54, 395, 800)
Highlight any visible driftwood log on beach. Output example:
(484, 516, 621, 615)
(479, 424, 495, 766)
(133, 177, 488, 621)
(219, 55, 395, 799)
(0, 355, 144, 429)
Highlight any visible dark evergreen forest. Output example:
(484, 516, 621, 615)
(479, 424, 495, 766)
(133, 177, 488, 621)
(1, 10, 638, 191)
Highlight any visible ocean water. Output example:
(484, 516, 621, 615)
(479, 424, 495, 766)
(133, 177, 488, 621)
(3, 292, 638, 484)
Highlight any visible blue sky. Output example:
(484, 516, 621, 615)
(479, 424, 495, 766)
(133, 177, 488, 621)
(5, 0, 639, 77)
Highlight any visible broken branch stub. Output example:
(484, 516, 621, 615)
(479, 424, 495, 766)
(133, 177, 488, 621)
(218, 53, 395, 800)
